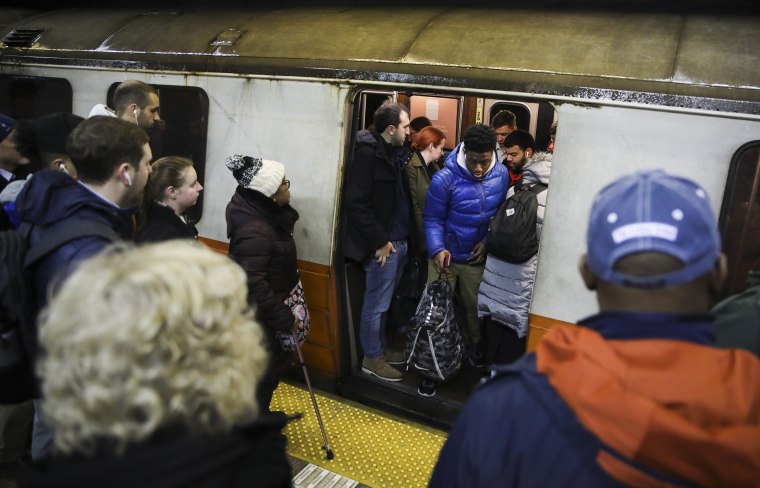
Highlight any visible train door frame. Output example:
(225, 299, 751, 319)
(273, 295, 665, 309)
(334, 85, 559, 428)
(718, 140, 760, 297)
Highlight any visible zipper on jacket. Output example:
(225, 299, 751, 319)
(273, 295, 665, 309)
(479, 181, 486, 225)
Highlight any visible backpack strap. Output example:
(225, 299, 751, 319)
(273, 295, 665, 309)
(21, 220, 121, 268)
(527, 182, 548, 195)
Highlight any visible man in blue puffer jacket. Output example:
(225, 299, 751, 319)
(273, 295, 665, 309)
(423, 124, 508, 369)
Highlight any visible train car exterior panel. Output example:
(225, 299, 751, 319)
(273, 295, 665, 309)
(3, 9, 760, 109)
(0, 63, 350, 265)
(531, 103, 760, 324)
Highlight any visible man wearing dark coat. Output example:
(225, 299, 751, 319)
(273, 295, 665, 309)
(343, 101, 412, 382)
(14, 116, 151, 461)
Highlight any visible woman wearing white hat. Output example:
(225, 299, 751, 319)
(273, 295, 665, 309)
(225, 154, 310, 412)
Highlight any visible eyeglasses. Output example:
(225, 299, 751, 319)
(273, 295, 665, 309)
(283, 179, 290, 188)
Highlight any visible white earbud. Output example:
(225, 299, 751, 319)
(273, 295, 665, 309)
(133, 108, 139, 125)
(125, 172, 132, 187)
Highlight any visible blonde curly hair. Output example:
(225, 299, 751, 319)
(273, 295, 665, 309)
(37, 241, 268, 455)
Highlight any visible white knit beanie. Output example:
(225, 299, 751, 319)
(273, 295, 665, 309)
(225, 154, 285, 197)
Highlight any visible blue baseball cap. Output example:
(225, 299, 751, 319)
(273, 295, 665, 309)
(0, 114, 15, 143)
(586, 170, 720, 288)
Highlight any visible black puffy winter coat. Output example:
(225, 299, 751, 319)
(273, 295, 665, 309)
(226, 187, 299, 346)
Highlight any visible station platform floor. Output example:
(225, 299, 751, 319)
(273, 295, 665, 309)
(272, 381, 447, 488)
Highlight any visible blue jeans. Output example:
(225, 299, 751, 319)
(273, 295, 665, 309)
(359, 239, 408, 359)
(31, 399, 52, 461)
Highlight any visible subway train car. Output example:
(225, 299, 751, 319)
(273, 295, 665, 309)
(1, 7, 758, 426)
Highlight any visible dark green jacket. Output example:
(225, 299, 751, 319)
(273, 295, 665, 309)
(712, 271, 760, 357)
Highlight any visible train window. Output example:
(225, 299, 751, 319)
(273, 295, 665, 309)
(359, 91, 394, 130)
(106, 83, 209, 225)
(0, 75, 72, 119)
(719, 141, 760, 296)
(409, 95, 460, 151)
(486, 100, 556, 152)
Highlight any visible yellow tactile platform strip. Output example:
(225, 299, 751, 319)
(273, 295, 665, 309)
(271, 382, 447, 488)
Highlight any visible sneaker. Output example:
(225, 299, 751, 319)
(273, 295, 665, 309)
(417, 379, 437, 397)
(361, 357, 403, 382)
(385, 348, 406, 365)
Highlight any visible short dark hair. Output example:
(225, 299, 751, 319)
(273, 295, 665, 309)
(15, 113, 85, 171)
(67, 116, 149, 184)
(410, 116, 432, 132)
(463, 124, 496, 153)
(373, 102, 409, 134)
(504, 129, 535, 151)
(113, 80, 158, 116)
(491, 110, 516, 129)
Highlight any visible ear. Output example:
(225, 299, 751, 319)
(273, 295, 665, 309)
(51, 158, 68, 174)
(118, 162, 132, 185)
(579, 254, 597, 291)
(526, 147, 533, 158)
(165, 186, 178, 200)
(709, 253, 728, 296)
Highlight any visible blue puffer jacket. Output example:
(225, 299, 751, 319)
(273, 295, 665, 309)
(423, 143, 508, 263)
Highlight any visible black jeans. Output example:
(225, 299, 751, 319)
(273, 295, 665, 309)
(483, 316, 526, 368)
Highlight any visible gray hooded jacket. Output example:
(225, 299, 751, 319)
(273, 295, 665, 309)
(477, 152, 552, 338)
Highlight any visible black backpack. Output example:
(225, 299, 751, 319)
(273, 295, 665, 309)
(486, 182, 548, 264)
(405, 277, 463, 382)
(0, 221, 120, 404)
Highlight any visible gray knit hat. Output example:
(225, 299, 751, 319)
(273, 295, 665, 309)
(225, 154, 285, 197)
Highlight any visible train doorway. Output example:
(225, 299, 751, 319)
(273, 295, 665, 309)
(336, 88, 557, 428)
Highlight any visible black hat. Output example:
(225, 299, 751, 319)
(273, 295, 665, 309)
(35, 112, 84, 154)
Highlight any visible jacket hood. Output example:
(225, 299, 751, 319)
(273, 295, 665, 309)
(536, 324, 760, 487)
(356, 129, 379, 147)
(447, 142, 497, 182)
(520, 151, 552, 185)
(14, 170, 134, 232)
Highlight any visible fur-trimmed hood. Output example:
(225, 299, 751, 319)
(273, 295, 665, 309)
(520, 151, 552, 186)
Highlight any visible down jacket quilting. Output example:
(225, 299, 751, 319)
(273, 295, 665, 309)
(478, 152, 552, 337)
(226, 187, 300, 347)
(423, 143, 508, 263)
